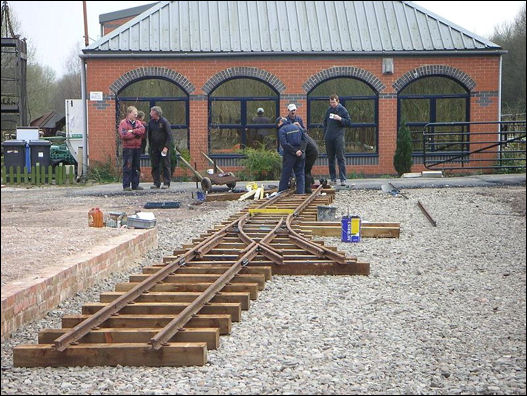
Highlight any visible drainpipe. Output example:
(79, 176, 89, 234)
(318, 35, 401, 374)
(80, 55, 88, 180)
(80, 0, 89, 180)
(498, 55, 503, 122)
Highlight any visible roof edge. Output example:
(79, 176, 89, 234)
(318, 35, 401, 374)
(98, 2, 159, 23)
(81, 49, 507, 58)
(405, 1, 501, 48)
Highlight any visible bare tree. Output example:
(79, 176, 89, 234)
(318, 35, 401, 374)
(491, 4, 526, 116)
(51, 42, 82, 113)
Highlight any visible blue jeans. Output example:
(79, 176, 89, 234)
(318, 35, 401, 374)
(122, 148, 141, 189)
(325, 134, 346, 181)
(279, 153, 305, 194)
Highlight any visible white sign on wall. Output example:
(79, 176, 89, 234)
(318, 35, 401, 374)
(89, 91, 103, 101)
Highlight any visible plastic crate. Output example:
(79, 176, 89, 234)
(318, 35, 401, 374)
(127, 215, 156, 229)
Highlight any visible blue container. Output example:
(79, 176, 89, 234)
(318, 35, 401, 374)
(196, 190, 206, 201)
(341, 215, 361, 243)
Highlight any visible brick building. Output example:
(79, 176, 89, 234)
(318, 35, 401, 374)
(82, 1, 504, 179)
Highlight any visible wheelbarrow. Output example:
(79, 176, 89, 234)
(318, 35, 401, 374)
(175, 149, 238, 193)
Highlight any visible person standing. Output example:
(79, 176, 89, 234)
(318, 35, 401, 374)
(251, 107, 272, 148)
(147, 106, 172, 189)
(304, 132, 319, 193)
(323, 94, 352, 185)
(118, 106, 145, 191)
(278, 121, 307, 194)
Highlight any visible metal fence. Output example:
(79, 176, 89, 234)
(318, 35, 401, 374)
(423, 120, 526, 171)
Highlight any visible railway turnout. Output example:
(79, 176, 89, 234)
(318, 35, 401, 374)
(13, 185, 369, 367)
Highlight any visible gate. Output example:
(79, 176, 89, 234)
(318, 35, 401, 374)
(423, 120, 526, 171)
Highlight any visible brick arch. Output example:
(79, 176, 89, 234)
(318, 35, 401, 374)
(303, 66, 385, 93)
(201, 67, 286, 94)
(393, 65, 476, 92)
(109, 67, 195, 95)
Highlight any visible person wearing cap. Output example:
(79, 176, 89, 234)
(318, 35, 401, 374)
(275, 104, 319, 193)
(278, 120, 307, 194)
(251, 107, 272, 148)
(323, 94, 352, 185)
(275, 103, 305, 130)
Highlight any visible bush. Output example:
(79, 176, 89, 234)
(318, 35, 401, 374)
(88, 158, 119, 183)
(393, 118, 413, 176)
(240, 144, 281, 180)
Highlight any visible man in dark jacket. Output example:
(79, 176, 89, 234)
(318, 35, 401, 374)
(278, 122, 307, 194)
(323, 94, 352, 186)
(148, 106, 173, 189)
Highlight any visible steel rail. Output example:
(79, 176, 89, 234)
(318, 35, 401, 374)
(238, 216, 284, 264)
(149, 217, 282, 350)
(54, 187, 295, 352)
(53, 193, 285, 352)
(285, 185, 347, 264)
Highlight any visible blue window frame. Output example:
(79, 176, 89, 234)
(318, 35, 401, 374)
(116, 78, 189, 155)
(397, 76, 470, 153)
(307, 77, 378, 156)
(208, 78, 279, 157)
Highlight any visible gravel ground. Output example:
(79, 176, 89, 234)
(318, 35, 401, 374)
(1, 184, 525, 395)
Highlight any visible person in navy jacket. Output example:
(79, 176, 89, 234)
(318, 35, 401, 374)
(277, 117, 307, 194)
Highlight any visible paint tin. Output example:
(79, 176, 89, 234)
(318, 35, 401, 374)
(341, 215, 361, 242)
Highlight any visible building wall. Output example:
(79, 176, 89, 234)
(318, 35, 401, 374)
(85, 55, 501, 178)
(101, 17, 136, 35)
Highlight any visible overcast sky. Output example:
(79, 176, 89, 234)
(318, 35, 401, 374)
(7, 1, 525, 78)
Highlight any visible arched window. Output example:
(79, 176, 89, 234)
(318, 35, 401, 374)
(116, 78, 189, 155)
(307, 77, 378, 155)
(209, 78, 279, 156)
(398, 76, 469, 153)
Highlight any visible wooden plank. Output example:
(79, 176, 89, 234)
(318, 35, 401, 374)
(145, 265, 272, 281)
(114, 282, 259, 300)
(298, 223, 400, 238)
(13, 342, 207, 367)
(100, 291, 251, 310)
(62, 314, 232, 335)
(82, 302, 242, 322)
(38, 328, 220, 349)
(248, 260, 370, 276)
(128, 273, 266, 290)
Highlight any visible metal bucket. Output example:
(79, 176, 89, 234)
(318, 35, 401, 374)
(317, 205, 337, 221)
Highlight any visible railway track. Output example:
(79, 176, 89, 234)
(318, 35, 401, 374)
(13, 185, 369, 367)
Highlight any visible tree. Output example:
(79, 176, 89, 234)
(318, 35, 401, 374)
(51, 42, 82, 114)
(491, 5, 526, 115)
(26, 62, 56, 121)
(393, 118, 413, 176)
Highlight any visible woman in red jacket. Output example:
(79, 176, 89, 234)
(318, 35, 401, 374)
(118, 106, 145, 191)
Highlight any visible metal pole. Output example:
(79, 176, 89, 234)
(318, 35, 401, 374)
(82, 1, 89, 47)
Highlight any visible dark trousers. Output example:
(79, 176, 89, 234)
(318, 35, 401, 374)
(325, 134, 346, 181)
(122, 148, 141, 189)
(150, 148, 171, 187)
(279, 153, 305, 194)
(305, 152, 317, 193)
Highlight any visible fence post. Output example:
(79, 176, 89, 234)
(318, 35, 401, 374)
(35, 164, 40, 185)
